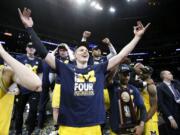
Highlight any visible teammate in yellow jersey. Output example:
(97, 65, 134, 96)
(0, 43, 41, 135)
(140, 66, 159, 135)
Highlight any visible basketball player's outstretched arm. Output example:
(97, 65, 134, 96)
(107, 21, 150, 71)
(0, 44, 41, 91)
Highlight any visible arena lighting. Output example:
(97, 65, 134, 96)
(94, 3, 103, 10)
(126, 0, 136, 2)
(75, 0, 86, 5)
(4, 32, 12, 36)
(109, 7, 116, 13)
(41, 40, 59, 46)
(0, 41, 6, 44)
(136, 58, 144, 62)
(90, 1, 103, 10)
(176, 48, 180, 51)
(90, 1, 97, 7)
(129, 52, 148, 56)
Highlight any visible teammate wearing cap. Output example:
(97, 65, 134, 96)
(108, 64, 147, 135)
(0, 42, 41, 134)
(89, 38, 117, 112)
(81, 31, 117, 65)
(18, 7, 150, 135)
(38, 43, 74, 129)
(139, 66, 159, 135)
(14, 42, 43, 135)
(51, 43, 75, 134)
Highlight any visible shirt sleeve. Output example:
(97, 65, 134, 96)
(95, 61, 109, 74)
(55, 58, 68, 76)
(16, 55, 23, 62)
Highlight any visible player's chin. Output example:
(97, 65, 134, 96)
(81, 57, 89, 62)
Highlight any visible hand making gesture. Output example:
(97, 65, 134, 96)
(134, 21, 150, 37)
(18, 8, 33, 28)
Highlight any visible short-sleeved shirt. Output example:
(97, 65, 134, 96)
(42, 56, 73, 85)
(16, 55, 42, 94)
(55, 58, 108, 127)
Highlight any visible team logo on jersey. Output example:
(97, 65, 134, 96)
(74, 70, 96, 96)
(25, 64, 38, 74)
(63, 60, 69, 64)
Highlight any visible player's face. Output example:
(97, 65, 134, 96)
(75, 46, 89, 64)
(92, 49, 101, 57)
(119, 72, 130, 85)
(26, 47, 36, 55)
(58, 49, 68, 58)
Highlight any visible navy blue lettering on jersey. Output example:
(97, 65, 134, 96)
(108, 84, 144, 133)
(16, 55, 42, 94)
(88, 56, 107, 65)
(55, 58, 108, 127)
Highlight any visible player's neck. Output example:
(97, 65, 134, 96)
(76, 61, 87, 69)
(94, 56, 101, 60)
(27, 54, 35, 60)
(120, 84, 128, 89)
(164, 79, 171, 83)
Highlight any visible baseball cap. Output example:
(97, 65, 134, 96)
(92, 45, 101, 50)
(58, 43, 67, 51)
(119, 64, 131, 73)
(26, 42, 35, 48)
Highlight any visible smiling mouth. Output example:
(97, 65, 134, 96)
(82, 55, 88, 58)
